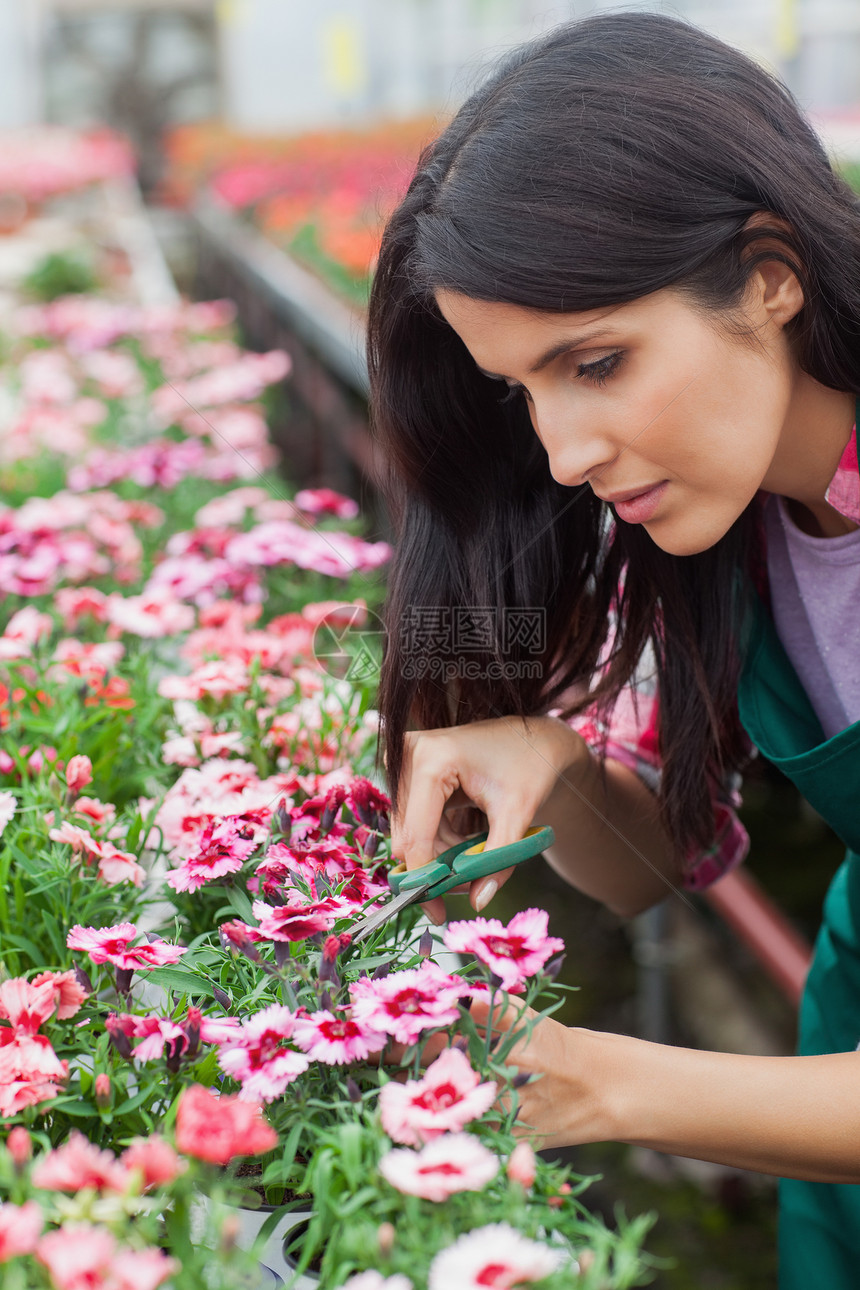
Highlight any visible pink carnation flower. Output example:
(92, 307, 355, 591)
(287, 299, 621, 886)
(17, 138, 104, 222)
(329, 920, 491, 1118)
(37, 1226, 176, 1290)
(443, 909, 564, 992)
(31, 1132, 129, 1193)
(0, 1200, 42, 1262)
(122, 1136, 184, 1190)
(379, 1133, 499, 1202)
(158, 658, 250, 701)
(291, 1009, 386, 1065)
(379, 1047, 497, 1146)
(427, 1223, 565, 1289)
(349, 963, 467, 1045)
(108, 1006, 238, 1063)
(0, 1077, 63, 1117)
(73, 796, 116, 826)
(66, 922, 186, 970)
(294, 487, 360, 520)
(49, 824, 144, 887)
(0, 977, 57, 1032)
(166, 816, 258, 892)
(65, 754, 93, 794)
(216, 1004, 308, 1101)
(96, 843, 145, 888)
(251, 896, 341, 943)
(106, 590, 195, 638)
(31, 970, 88, 1019)
(175, 1083, 278, 1164)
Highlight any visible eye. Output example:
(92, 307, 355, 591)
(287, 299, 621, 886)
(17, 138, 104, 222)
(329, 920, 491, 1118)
(576, 352, 623, 387)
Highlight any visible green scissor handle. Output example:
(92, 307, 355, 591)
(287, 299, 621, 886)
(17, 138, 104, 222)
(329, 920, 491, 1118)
(388, 825, 555, 901)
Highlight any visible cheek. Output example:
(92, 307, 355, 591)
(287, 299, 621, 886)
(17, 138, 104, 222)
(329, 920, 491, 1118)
(631, 350, 783, 489)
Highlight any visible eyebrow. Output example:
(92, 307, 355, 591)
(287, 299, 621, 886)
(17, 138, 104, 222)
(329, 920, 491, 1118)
(475, 329, 616, 381)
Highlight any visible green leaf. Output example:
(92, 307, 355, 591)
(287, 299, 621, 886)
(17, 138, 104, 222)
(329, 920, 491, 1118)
(223, 884, 255, 924)
(145, 966, 219, 1000)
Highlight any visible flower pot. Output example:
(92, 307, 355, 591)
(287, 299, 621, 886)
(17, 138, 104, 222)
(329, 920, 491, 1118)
(192, 1194, 318, 1288)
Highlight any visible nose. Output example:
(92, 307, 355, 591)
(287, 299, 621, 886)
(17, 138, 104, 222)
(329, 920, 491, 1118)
(529, 398, 619, 489)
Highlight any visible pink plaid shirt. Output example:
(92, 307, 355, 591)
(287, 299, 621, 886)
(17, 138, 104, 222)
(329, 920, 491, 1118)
(568, 424, 860, 892)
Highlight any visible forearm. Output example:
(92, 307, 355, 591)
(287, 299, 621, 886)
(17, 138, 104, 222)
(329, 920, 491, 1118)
(536, 732, 681, 917)
(585, 1030, 860, 1183)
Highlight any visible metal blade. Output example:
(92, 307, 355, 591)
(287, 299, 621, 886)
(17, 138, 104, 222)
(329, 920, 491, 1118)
(350, 884, 431, 945)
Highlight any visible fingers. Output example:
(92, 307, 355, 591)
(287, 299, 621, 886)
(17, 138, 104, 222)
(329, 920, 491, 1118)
(472, 865, 514, 913)
(391, 733, 460, 872)
(419, 895, 447, 927)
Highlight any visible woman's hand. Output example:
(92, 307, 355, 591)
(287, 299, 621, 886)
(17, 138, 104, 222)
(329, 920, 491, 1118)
(391, 715, 588, 923)
(468, 997, 610, 1151)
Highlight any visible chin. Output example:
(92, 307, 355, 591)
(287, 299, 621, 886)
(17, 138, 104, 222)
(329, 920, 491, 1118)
(644, 516, 732, 557)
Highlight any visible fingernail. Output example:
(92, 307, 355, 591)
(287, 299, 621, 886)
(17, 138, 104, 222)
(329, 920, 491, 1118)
(475, 879, 498, 912)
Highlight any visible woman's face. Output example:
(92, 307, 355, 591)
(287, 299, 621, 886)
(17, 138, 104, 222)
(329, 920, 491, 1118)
(435, 281, 835, 555)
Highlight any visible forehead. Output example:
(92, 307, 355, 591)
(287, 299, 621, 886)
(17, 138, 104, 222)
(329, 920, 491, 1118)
(433, 288, 677, 372)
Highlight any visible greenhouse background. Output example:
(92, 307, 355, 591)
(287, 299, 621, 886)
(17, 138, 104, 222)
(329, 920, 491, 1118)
(0, 2, 858, 1289)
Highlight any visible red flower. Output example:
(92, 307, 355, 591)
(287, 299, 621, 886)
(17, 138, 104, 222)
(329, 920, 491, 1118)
(175, 1083, 277, 1164)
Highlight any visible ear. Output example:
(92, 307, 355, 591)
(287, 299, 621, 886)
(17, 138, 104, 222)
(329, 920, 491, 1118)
(741, 211, 805, 328)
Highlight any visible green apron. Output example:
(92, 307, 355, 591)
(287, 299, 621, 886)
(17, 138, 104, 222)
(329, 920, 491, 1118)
(737, 595, 860, 1288)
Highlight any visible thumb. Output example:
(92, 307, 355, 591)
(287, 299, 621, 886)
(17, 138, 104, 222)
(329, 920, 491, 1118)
(471, 809, 530, 914)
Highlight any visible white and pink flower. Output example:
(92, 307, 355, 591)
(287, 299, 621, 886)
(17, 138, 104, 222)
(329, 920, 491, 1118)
(37, 1225, 176, 1290)
(66, 922, 186, 970)
(31, 1132, 130, 1193)
(291, 1009, 386, 1065)
(443, 909, 565, 992)
(349, 963, 467, 1045)
(379, 1134, 499, 1202)
(379, 1047, 497, 1146)
(0, 790, 15, 838)
(0, 1200, 43, 1263)
(216, 1004, 308, 1102)
(427, 1223, 566, 1289)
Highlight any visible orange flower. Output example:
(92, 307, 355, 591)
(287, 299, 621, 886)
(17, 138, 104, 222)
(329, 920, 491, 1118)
(84, 676, 135, 710)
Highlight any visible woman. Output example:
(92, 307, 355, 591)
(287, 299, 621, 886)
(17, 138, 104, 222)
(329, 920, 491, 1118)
(367, 11, 860, 1287)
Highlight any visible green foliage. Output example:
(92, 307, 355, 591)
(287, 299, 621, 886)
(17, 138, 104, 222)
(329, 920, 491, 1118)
(22, 249, 99, 301)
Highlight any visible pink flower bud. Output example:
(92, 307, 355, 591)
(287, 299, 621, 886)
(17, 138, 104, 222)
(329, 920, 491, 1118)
(506, 1141, 537, 1188)
(66, 755, 93, 795)
(377, 1222, 396, 1257)
(548, 1181, 572, 1208)
(95, 1073, 111, 1107)
(6, 1126, 32, 1166)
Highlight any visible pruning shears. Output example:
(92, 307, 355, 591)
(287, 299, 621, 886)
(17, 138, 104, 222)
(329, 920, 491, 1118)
(350, 825, 555, 944)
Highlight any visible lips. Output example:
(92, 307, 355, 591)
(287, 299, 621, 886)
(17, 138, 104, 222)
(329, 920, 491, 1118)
(596, 481, 668, 525)
(594, 483, 664, 504)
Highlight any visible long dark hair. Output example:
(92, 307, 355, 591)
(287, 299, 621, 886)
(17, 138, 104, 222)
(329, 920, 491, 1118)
(367, 11, 860, 857)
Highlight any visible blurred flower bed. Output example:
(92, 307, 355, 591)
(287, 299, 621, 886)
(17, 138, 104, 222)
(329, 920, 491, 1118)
(0, 134, 654, 1288)
(0, 128, 161, 324)
(0, 128, 133, 213)
(162, 121, 437, 307)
